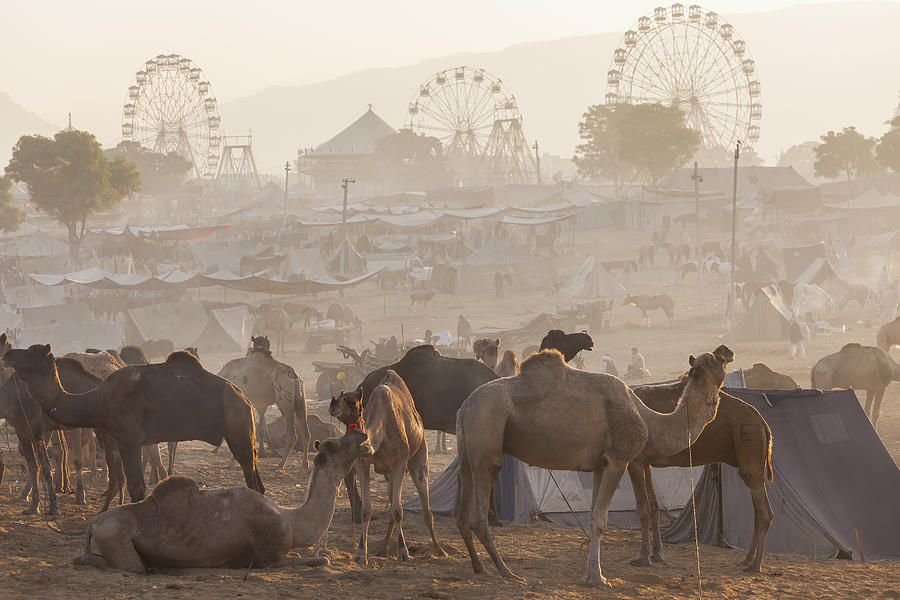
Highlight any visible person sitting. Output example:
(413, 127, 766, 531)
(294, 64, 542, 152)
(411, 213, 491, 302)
(599, 354, 619, 377)
(624, 347, 650, 379)
(383, 335, 399, 357)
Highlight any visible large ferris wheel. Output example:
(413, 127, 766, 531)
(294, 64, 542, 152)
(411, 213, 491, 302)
(121, 53, 221, 179)
(606, 4, 761, 150)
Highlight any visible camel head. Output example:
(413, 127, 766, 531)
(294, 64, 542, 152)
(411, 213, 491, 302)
(313, 429, 373, 474)
(623, 295, 636, 306)
(0, 332, 10, 358)
(330, 387, 364, 428)
(3, 344, 56, 382)
(687, 345, 734, 392)
(251, 336, 271, 351)
(183, 347, 199, 359)
(473, 338, 501, 368)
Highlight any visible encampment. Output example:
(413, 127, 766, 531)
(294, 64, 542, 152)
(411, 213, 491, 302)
(729, 288, 792, 342)
(559, 255, 626, 298)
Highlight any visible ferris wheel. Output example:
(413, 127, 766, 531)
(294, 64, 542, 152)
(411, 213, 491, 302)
(606, 4, 761, 150)
(406, 66, 515, 173)
(121, 53, 221, 179)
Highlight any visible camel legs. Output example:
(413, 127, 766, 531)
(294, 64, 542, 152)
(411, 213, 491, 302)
(586, 458, 628, 587)
(455, 438, 485, 574)
(256, 407, 273, 456)
(141, 444, 166, 485)
(48, 431, 70, 493)
(96, 433, 125, 511)
(737, 474, 774, 573)
(434, 430, 447, 455)
(223, 412, 265, 495)
(353, 462, 373, 565)
(644, 464, 665, 563)
(167, 442, 177, 475)
(69, 429, 86, 505)
(120, 443, 147, 503)
(408, 444, 446, 557)
(627, 461, 653, 567)
(866, 387, 886, 430)
(79, 522, 146, 573)
(379, 466, 410, 561)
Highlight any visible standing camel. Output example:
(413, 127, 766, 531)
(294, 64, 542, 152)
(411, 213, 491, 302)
(3, 345, 264, 503)
(630, 374, 773, 573)
(219, 342, 309, 470)
(330, 371, 445, 564)
(455, 345, 731, 586)
(623, 293, 675, 327)
(811, 342, 900, 429)
(73, 430, 373, 572)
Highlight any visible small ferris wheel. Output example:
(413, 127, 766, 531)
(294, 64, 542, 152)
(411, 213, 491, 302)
(406, 66, 516, 176)
(606, 4, 761, 150)
(121, 53, 221, 178)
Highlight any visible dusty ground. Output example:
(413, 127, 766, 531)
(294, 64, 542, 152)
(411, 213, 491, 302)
(2, 228, 899, 599)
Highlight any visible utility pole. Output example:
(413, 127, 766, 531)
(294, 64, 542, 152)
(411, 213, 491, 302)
(532, 140, 541, 185)
(341, 177, 355, 238)
(692, 161, 703, 300)
(283, 161, 291, 228)
(728, 141, 741, 325)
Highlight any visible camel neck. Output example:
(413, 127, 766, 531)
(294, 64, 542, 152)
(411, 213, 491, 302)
(638, 378, 719, 458)
(24, 368, 104, 429)
(285, 465, 342, 548)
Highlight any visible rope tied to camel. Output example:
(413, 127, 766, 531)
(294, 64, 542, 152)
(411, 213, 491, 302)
(685, 385, 704, 600)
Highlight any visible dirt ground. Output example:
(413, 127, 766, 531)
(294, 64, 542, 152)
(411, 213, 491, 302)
(2, 228, 899, 599)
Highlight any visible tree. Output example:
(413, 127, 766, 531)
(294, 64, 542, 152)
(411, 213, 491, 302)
(0, 176, 23, 233)
(813, 126, 880, 203)
(105, 141, 193, 195)
(776, 141, 819, 182)
(876, 117, 900, 172)
(371, 129, 449, 191)
(574, 103, 701, 191)
(5, 129, 140, 260)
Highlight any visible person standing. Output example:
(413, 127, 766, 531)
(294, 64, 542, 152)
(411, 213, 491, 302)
(789, 317, 805, 360)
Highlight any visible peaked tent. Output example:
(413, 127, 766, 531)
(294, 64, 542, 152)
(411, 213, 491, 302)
(782, 243, 826, 282)
(559, 255, 626, 298)
(194, 306, 253, 354)
(125, 301, 209, 349)
(729, 288, 792, 342)
(284, 248, 329, 280)
(326, 236, 367, 280)
(666, 388, 900, 561)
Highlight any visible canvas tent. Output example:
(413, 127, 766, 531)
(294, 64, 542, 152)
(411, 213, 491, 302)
(284, 247, 329, 280)
(125, 301, 209, 349)
(406, 455, 699, 528)
(729, 288, 792, 342)
(326, 236, 367, 280)
(194, 306, 254, 354)
(782, 243, 826, 282)
(666, 388, 900, 561)
(559, 256, 626, 298)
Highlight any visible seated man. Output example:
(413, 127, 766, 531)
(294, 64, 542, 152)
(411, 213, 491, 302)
(599, 354, 618, 377)
(624, 346, 650, 379)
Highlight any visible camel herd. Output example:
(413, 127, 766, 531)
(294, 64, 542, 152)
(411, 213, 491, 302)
(0, 320, 896, 588)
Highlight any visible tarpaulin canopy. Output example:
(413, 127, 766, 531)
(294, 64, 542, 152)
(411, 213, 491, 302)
(87, 224, 231, 241)
(500, 212, 576, 226)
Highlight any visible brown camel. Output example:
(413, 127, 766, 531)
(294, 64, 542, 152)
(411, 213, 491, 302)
(254, 306, 291, 353)
(330, 370, 445, 565)
(811, 342, 900, 429)
(495, 350, 520, 377)
(876, 315, 900, 353)
(269, 414, 339, 451)
(455, 346, 731, 586)
(72, 430, 373, 572)
(3, 345, 264, 503)
(539, 329, 594, 362)
(631, 375, 774, 572)
(219, 344, 309, 470)
(623, 293, 675, 327)
(742, 362, 800, 390)
(473, 338, 500, 369)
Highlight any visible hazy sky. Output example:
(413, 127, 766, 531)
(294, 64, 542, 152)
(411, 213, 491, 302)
(2, 0, 869, 124)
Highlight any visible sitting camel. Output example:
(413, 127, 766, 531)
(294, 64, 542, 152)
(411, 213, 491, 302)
(742, 363, 799, 389)
(330, 371, 445, 564)
(811, 342, 900, 430)
(473, 338, 500, 369)
(539, 329, 594, 363)
(495, 350, 520, 377)
(219, 340, 309, 470)
(455, 346, 730, 586)
(4, 345, 264, 503)
(631, 372, 774, 573)
(72, 430, 373, 572)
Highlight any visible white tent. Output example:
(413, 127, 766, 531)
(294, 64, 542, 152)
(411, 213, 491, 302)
(194, 306, 254, 354)
(284, 247, 329, 280)
(559, 255, 626, 298)
(125, 301, 208, 348)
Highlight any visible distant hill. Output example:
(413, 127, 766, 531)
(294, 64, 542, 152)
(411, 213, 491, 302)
(0, 92, 59, 167)
(219, 2, 900, 173)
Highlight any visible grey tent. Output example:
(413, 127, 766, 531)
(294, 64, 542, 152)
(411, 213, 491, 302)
(729, 288, 792, 342)
(125, 301, 209, 349)
(666, 388, 900, 561)
(559, 255, 626, 298)
(326, 236, 367, 280)
(782, 242, 826, 282)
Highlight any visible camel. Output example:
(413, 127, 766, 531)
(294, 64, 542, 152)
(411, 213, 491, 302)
(269, 414, 339, 451)
(326, 303, 361, 327)
(743, 363, 800, 389)
(219, 343, 309, 470)
(455, 345, 731, 586)
(409, 290, 436, 311)
(876, 315, 900, 353)
(811, 342, 900, 429)
(330, 370, 445, 564)
(630, 374, 774, 573)
(141, 339, 174, 361)
(72, 430, 373, 572)
(539, 329, 594, 363)
(623, 293, 675, 327)
(118, 346, 148, 365)
(254, 306, 291, 354)
(495, 350, 520, 377)
(473, 338, 500, 369)
(4, 345, 264, 503)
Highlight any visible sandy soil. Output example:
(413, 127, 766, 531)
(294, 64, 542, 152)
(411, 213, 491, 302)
(2, 228, 899, 599)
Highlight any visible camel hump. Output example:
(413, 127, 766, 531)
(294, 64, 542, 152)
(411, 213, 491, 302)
(520, 348, 566, 374)
(166, 350, 203, 369)
(841, 342, 863, 352)
(150, 476, 199, 501)
(402, 344, 440, 362)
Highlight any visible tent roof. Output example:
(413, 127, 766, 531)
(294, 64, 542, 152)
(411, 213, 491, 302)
(2, 231, 68, 257)
(21, 302, 93, 328)
(559, 255, 626, 298)
(659, 166, 811, 198)
(308, 106, 397, 156)
(464, 238, 533, 266)
(125, 300, 208, 348)
(194, 306, 253, 354)
(828, 187, 900, 211)
(728, 287, 793, 342)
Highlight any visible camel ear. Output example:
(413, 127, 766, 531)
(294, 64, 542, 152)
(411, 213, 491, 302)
(40, 344, 52, 356)
(688, 354, 696, 366)
(713, 345, 735, 364)
(494, 338, 500, 347)
(0, 332, 6, 344)
(314, 440, 320, 451)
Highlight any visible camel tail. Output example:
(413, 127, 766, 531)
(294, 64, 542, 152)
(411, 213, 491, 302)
(763, 420, 774, 482)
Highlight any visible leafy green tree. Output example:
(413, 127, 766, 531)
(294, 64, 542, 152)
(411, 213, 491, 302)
(814, 126, 880, 202)
(574, 103, 701, 191)
(5, 129, 140, 259)
(105, 141, 193, 195)
(876, 117, 900, 173)
(0, 176, 23, 233)
(776, 141, 819, 182)
(371, 129, 448, 191)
